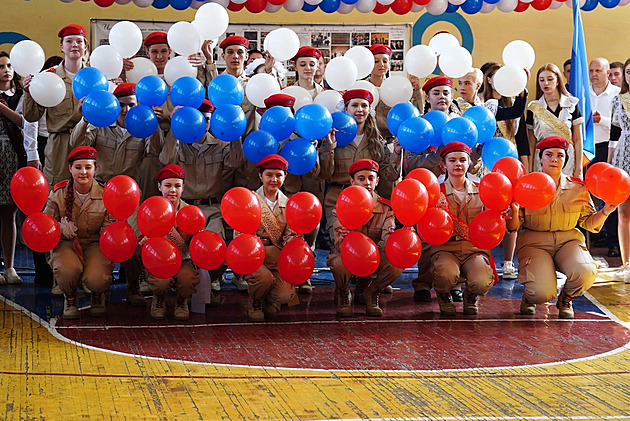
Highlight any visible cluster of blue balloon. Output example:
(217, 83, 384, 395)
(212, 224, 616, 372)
(73, 67, 120, 128)
(152, 0, 192, 10)
(127, 75, 167, 138)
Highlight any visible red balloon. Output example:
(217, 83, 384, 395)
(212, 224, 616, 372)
(385, 228, 422, 269)
(515, 1, 529, 11)
(221, 187, 262, 234)
(335, 186, 374, 230)
(585, 162, 613, 197)
(391, 0, 412, 14)
(22, 212, 60, 253)
(99, 221, 137, 263)
(94, 0, 116, 5)
(142, 237, 182, 279)
(416, 207, 454, 245)
(391, 179, 429, 226)
(103, 175, 140, 220)
(492, 157, 526, 186)
(373, 2, 390, 13)
(278, 238, 315, 285)
(137, 196, 176, 238)
(10, 167, 48, 215)
(531, 0, 551, 10)
(406, 168, 440, 207)
(597, 167, 630, 205)
(226, 234, 265, 275)
(469, 210, 506, 250)
(190, 230, 226, 270)
(268, 0, 286, 5)
(413, 0, 430, 4)
(227, 1, 246, 10)
(176, 205, 205, 235)
(286, 192, 322, 235)
(479, 172, 513, 211)
(341, 231, 380, 277)
(245, 0, 267, 12)
(513, 172, 556, 209)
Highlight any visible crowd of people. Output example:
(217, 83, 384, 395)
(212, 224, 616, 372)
(0, 22, 627, 323)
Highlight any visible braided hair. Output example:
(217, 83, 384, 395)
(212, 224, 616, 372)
(64, 176, 75, 222)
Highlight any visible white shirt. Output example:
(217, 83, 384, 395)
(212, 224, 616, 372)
(0, 88, 39, 161)
(590, 82, 621, 144)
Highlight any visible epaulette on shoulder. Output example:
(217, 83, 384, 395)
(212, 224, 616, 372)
(378, 197, 391, 207)
(569, 176, 584, 184)
(53, 180, 69, 191)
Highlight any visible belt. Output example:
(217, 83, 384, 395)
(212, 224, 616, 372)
(330, 183, 350, 189)
(189, 197, 219, 206)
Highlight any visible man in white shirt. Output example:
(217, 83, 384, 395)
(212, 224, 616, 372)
(589, 57, 621, 256)
(609, 61, 624, 88)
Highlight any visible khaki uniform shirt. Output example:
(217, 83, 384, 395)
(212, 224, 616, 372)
(253, 187, 296, 247)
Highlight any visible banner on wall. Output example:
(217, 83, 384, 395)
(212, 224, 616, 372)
(91, 19, 411, 82)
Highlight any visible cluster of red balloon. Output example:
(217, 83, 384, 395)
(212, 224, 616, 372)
(585, 162, 630, 205)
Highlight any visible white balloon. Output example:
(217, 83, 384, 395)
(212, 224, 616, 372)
(405, 45, 437, 78)
(344, 47, 374, 80)
(337, 2, 355, 12)
(356, 0, 376, 11)
(116, 0, 133, 4)
(89, 46, 123, 80)
(493, 65, 527, 97)
(426, 0, 449, 15)
(194, 3, 229, 40)
(284, 0, 304, 12)
(497, 0, 518, 12)
(439, 46, 473, 79)
(266, 28, 300, 62)
(246, 74, 280, 108)
(109, 21, 142, 59)
(548, 0, 563, 8)
(232, 0, 247, 4)
(10, 40, 45, 77)
(620, 0, 630, 6)
(380, 76, 413, 107)
(191, 0, 210, 7)
(126, 57, 158, 84)
(377, 0, 395, 4)
(30, 72, 66, 107)
(212, 0, 230, 6)
(351, 80, 379, 106)
(265, 2, 283, 10)
(168, 22, 201, 57)
(520, 0, 534, 3)
(325, 57, 358, 91)
(411, 2, 424, 11)
(502, 40, 535, 70)
(449, 0, 466, 5)
(108, 81, 117, 93)
(282, 86, 313, 110)
(314, 90, 343, 113)
(480, 2, 495, 12)
(132, 0, 154, 6)
(428, 32, 459, 54)
(305, 0, 323, 4)
(163, 56, 197, 86)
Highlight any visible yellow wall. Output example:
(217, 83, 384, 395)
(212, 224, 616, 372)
(2, 0, 628, 82)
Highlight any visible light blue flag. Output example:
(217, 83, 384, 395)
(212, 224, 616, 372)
(569, 0, 595, 164)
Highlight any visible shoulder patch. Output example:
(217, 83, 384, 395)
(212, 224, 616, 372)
(377, 197, 391, 207)
(568, 176, 584, 184)
(53, 180, 69, 191)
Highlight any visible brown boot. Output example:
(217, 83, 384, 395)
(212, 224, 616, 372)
(173, 295, 190, 320)
(90, 292, 106, 317)
(520, 295, 536, 315)
(150, 294, 166, 320)
(463, 289, 479, 315)
(63, 293, 80, 320)
(354, 277, 370, 305)
(336, 288, 353, 317)
(364, 283, 383, 317)
(437, 292, 456, 315)
(247, 297, 265, 322)
(556, 290, 575, 319)
(126, 279, 147, 307)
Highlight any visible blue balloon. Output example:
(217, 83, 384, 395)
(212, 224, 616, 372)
(484, 0, 500, 4)
(170, 76, 205, 109)
(461, 0, 483, 13)
(211, 105, 247, 142)
(341, 0, 359, 4)
(581, 0, 597, 10)
(302, 2, 318, 10)
(82, 91, 120, 128)
(260, 106, 295, 141)
(281, 138, 317, 176)
(207, 74, 244, 107)
(445, 2, 459, 12)
(600, 0, 620, 8)
(172, 107, 207, 144)
(295, 104, 333, 141)
(244, 131, 279, 165)
(331, 111, 358, 147)
(124, 104, 158, 139)
(170, 0, 191, 9)
(397, 117, 434, 153)
(462, 106, 497, 144)
(481, 137, 518, 171)
(387, 102, 420, 137)
(423, 110, 449, 147)
(136, 75, 168, 107)
(442, 117, 478, 148)
(320, 0, 341, 12)
(152, 0, 169, 8)
(72, 67, 108, 100)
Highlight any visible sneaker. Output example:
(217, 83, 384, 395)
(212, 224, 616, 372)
(4, 268, 22, 284)
(231, 274, 249, 291)
(614, 263, 630, 284)
(502, 261, 517, 280)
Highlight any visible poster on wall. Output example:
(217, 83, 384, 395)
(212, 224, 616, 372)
(91, 19, 411, 84)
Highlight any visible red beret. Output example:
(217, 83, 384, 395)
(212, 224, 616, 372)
(199, 99, 215, 114)
(440, 142, 471, 158)
(369, 44, 392, 56)
(68, 146, 97, 162)
(264, 93, 296, 109)
(219, 36, 249, 50)
(143, 32, 168, 47)
(342, 89, 374, 105)
(113, 83, 136, 98)
(536, 136, 570, 151)
(292, 46, 322, 61)
(422, 76, 453, 93)
(256, 154, 288, 171)
(156, 164, 186, 181)
(58, 24, 87, 39)
(349, 159, 379, 176)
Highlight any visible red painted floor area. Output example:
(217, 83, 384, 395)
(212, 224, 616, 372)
(54, 289, 630, 371)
